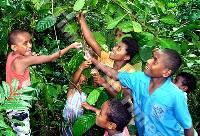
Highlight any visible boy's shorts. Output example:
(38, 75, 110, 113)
(7, 110, 30, 136)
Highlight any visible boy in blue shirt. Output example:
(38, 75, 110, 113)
(84, 48, 194, 136)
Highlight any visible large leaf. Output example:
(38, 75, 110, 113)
(107, 14, 127, 29)
(86, 89, 100, 105)
(64, 22, 78, 35)
(117, 21, 133, 33)
(67, 53, 84, 73)
(53, 6, 65, 17)
(73, 0, 85, 11)
(160, 14, 179, 25)
(36, 16, 57, 32)
(159, 38, 181, 53)
(72, 114, 96, 136)
(132, 21, 142, 32)
(139, 46, 152, 62)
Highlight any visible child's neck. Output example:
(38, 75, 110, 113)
(149, 77, 167, 95)
(113, 60, 127, 71)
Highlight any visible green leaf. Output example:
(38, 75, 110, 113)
(0, 119, 10, 128)
(36, 16, 57, 32)
(0, 100, 29, 110)
(2, 129, 16, 136)
(64, 22, 78, 35)
(53, 7, 65, 17)
(17, 87, 35, 94)
(14, 95, 35, 101)
(107, 14, 127, 29)
(132, 21, 142, 32)
(73, 0, 85, 11)
(160, 15, 179, 25)
(72, 114, 96, 136)
(139, 46, 152, 62)
(117, 21, 133, 33)
(67, 53, 84, 74)
(0, 86, 5, 103)
(2, 81, 10, 98)
(173, 21, 200, 34)
(86, 89, 100, 105)
(159, 38, 181, 53)
(11, 79, 19, 92)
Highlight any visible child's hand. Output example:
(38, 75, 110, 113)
(81, 102, 93, 110)
(84, 51, 92, 61)
(93, 74, 106, 85)
(76, 13, 85, 23)
(91, 68, 99, 76)
(79, 60, 92, 70)
(69, 42, 82, 49)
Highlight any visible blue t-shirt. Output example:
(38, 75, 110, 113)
(118, 72, 192, 136)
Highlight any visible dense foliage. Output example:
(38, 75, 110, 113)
(0, 0, 199, 135)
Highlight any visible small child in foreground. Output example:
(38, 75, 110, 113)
(82, 98, 132, 136)
(6, 29, 81, 136)
(62, 60, 91, 136)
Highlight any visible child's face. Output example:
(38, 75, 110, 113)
(78, 74, 87, 85)
(109, 42, 130, 61)
(96, 101, 116, 130)
(144, 50, 171, 78)
(13, 32, 32, 56)
(173, 76, 187, 92)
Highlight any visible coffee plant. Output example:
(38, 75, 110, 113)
(0, 0, 199, 135)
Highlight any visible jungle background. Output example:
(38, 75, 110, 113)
(0, 0, 199, 135)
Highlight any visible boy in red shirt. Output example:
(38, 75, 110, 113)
(6, 30, 81, 135)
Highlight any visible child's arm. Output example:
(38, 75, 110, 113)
(24, 42, 81, 66)
(14, 42, 81, 74)
(93, 74, 118, 97)
(82, 102, 100, 114)
(85, 52, 119, 80)
(72, 60, 91, 84)
(77, 13, 101, 56)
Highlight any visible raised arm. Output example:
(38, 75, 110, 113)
(90, 57, 118, 80)
(77, 13, 101, 56)
(72, 60, 91, 84)
(14, 42, 81, 74)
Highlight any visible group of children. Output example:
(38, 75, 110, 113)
(5, 13, 198, 136)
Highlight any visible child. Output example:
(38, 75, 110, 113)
(6, 30, 81, 136)
(173, 72, 197, 99)
(173, 72, 198, 136)
(62, 60, 91, 136)
(82, 98, 132, 136)
(77, 13, 140, 97)
(84, 48, 195, 135)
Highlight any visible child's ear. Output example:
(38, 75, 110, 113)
(11, 45, 17, 51)
(124, 55, 130, 61)
(108, 122, 117, 130)
(182, 85, 188, 92)
(162, 69, 172, 77)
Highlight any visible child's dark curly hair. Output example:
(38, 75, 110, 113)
(107, 98, 132, 132)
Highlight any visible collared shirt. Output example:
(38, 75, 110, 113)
(118, 72, 192, 136)
(99, 51, 141, 92)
